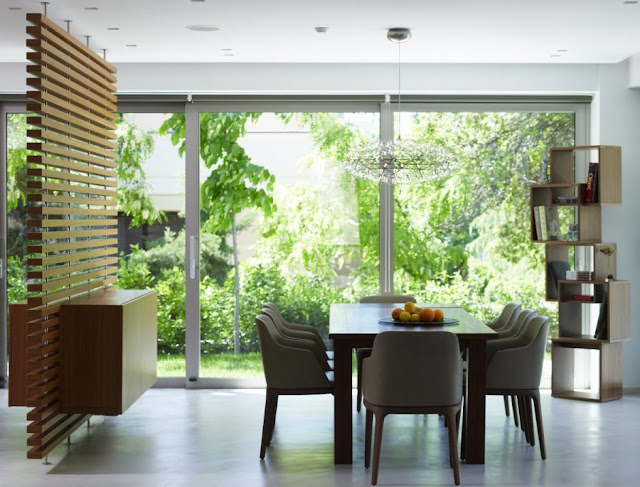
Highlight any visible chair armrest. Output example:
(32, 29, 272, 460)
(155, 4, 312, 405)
(486, 343, 543, 390)
(261, 341, 333, 390)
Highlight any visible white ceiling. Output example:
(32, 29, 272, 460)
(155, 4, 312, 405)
(1, 0, 640, 64)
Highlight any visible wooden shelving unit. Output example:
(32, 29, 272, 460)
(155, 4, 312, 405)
(531, 145, 630, 402)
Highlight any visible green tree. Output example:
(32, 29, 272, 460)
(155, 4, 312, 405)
(116, 114, 166, 227)
(159, 112, 276, 354)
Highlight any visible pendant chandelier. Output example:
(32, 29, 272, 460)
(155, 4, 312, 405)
(344, 28, 452, 184)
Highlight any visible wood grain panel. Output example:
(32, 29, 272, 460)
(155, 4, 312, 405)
(22, 12, 119, 459)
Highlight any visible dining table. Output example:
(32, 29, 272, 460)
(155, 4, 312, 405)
(329, 302, 497, 465)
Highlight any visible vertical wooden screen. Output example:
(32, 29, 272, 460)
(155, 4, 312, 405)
(24, 13, 118, 459)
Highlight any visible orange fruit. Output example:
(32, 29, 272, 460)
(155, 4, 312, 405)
(391, 308, 403, 320)
(433, 309, 444, 321)
(410, 313, 420, 322)
(399, 311, 411, 322)
(404, 301, 416, 313)
(419, 308, 435, 322)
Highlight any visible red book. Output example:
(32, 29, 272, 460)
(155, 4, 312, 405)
(584, 162, 598, 203)
(572, 294, 594, 302)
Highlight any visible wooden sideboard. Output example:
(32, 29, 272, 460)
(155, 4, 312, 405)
(60, 289, 157, 415)
(9, 288, 157, 415)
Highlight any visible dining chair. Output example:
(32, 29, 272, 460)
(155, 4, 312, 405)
(486, 314, 550, 459)
(356, 294, 416, 412)
(363, 331, 462, 485)
(255, 314, 334, 459)
(263, 302, 333, 360)
(260, 309, 333, 372)
(496, 308, 535, 339)
(486, 302, 521, 330)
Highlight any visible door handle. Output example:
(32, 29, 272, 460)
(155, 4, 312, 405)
(189, 235, 196, 280)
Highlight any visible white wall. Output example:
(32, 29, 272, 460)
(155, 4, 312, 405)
(593, 62, 640, 390)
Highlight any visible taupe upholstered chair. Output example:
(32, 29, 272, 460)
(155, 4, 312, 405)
(462, 315, 550, 460)
(259, 309, 332, 372)
(356, 294, 416, 412)
(363, 331, 462, 485)
(263, 302, 333, 360)
(255, 314, 334, 459)
(496, 308, 534, 339)
(261, 306, 333, 368)
(486, 302, 522, 330)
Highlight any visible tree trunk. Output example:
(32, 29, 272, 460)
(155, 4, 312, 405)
(232, 213, 241, 355)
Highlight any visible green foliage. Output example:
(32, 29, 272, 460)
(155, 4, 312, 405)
(7, 256, 28, 304)
(6, 114, 28, 212)
(116, 114, 166, 227)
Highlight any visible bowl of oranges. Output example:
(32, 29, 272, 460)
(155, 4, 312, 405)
(380, 302, 458, 326)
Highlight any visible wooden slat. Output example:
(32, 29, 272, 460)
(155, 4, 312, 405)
(27, 103, 115, 141)
(27, 414, 89, 459)
(27, 303, 63, 320)
(27, 129, 116, 160)
(28, 247, 118, 266)
(28, 267, 118, 292)
(28, 237, 118, 253)
(27, 13, 116, 77)
(25, 70, 117, 122)
(27, 90, 116, 130)
(26, 40, 116, 94)
(27, 142, 117, 169)
(27, 75, 117, 114)
(26, 388, 59, 409)
(27, 180, 117, 197)
(27, 218, 118, 228)
(28, 155, 117, 178)
(27, 277, 118, 306)
(27, 193, 116, 206)
(28, 257, 119, 279)
(27, 403, 58, 422)
(28, 117, 116, 151)
(28, 206, 118, 217)
(28, 228, 118, 241)
(28, 168, 116, 187)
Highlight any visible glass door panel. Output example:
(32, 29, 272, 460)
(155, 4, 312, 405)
(115, 112, 186, 377)
(194, 111, 379, 378)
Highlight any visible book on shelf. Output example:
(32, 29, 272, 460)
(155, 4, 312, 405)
(584, 162, 599, 203)
(593, 288, 608, 339)
(548, 261, 570, 300)
(536, 205, 548, 241)
(533, 206, 543, 241)
(565, 270, 593, 281)
(571, 294, 595, 302)
(545, 206, 561, 240)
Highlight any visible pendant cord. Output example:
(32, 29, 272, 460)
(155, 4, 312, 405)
(397, 41, 402, 141)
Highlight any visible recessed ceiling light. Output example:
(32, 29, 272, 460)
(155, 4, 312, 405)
(550, 54, 561, 58)
(186, 25, 219, 32)
(85, 7, 99, 10)
(8, 7, 22, 10)
(314, 26, 329, 34)
(221, 48, 232, 51)
(224, 53, 234, 57)
(623, 1, 638, 4)
(107, 27, 120, 31)
(191, 0, 206, 2)
(557, 49, 568, 52)
(126, 44, 138, 48)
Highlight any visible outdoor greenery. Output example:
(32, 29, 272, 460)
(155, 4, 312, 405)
(5, 109, 573, 373)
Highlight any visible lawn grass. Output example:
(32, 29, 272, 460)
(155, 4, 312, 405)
(157, 351, 357, 377)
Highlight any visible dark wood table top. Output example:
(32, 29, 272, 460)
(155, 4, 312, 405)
(329, 303, 496, 341)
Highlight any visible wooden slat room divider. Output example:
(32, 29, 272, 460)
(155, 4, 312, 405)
(24, 13, 118, 459)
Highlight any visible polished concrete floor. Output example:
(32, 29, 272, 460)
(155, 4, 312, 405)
(1, 388, 639, 486)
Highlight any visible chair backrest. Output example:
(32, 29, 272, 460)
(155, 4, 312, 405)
(486, 315, 550, 390)
(255, 314, 332, 390)
(497, 308, 535, 338)
(363, 331, 462, 407)
(261, 306, 326, 351)
(487, 302, 521, 330)
(359, 294, 416, 304)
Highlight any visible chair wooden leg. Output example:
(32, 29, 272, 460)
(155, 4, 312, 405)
(532, 390, 547, 459)
(525, 395, 535, 447)
(503, 395, 510, 417)
(260, 391, 277, 459)
(511, 395, 519, 427)
(371, 412, 386, 486)
(518, 395, 529, 440)
(365, 408, 373, 468)
(357, 353, 364, 412)
(446, 410, 461, 485)
(268, 394, 279, 444)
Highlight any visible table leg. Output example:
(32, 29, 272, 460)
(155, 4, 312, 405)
(465, 340, 487, 464)
(333, 341, 353, 464)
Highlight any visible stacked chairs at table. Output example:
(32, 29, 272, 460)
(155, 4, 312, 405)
(255, 312, 334, 459)
(355, 294, 416, 412)
(462, 313, 550, 460)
